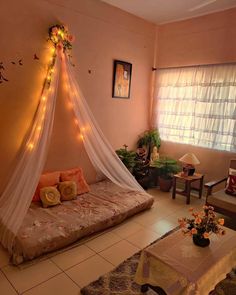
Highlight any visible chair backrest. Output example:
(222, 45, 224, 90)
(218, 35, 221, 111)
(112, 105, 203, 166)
(230, 159, 236, 170)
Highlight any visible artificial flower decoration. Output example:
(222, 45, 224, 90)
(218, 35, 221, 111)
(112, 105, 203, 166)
(49, 24, 75, 52)
(178, 205, 226, 239)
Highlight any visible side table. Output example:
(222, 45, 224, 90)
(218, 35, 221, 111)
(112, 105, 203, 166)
(172, 173, 204, 204)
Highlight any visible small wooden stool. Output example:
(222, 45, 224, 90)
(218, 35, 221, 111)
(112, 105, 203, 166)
(172, 173, 204, 204)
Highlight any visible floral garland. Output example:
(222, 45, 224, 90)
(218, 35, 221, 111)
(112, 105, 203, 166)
(48, 24, 75, 52)
(44, 24, 75, 88)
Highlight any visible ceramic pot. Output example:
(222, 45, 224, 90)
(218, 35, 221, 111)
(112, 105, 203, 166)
(192, 234, 210, 247)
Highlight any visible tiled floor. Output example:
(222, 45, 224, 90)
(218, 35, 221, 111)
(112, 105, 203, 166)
(0, 188, 231, 295)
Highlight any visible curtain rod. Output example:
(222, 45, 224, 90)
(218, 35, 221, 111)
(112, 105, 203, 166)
(152, 61, 236, 71)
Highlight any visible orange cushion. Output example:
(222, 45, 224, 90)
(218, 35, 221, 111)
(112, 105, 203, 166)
(60, 168, 89, 195)
(32, 171, 60, 202)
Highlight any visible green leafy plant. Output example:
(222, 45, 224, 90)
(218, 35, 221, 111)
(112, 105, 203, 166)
(137, 129, 161, 159)
(152, 157, 180, 179)
(116, 145, 136, 171)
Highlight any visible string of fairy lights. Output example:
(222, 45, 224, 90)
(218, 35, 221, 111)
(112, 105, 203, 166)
(26, 24, 90, 151)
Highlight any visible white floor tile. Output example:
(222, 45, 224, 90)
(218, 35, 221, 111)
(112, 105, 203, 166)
(23, 273, 80, 295)
(50, 244, 95, 270)
(111, 220, 144, 238)
(2, 259, 61, 293)
(0, 271, 17, 295)
(99, 240, 139, 266)
(85, 231, 121, 252)
(126, 228, 161, 249)
(148, 218, 177, 236)
(65, 254, 113, 288)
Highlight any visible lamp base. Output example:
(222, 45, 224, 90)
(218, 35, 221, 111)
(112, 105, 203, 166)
(183, 165, 195, 176)
(188, 168, 195, 176)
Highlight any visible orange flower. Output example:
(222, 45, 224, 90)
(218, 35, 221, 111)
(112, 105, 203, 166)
(191, 228, 197, 235)
(68, 34, 75, 42)
(203, 232, 209, 239)
(218, 218, 224, 226)
(195, 217, 202, 224)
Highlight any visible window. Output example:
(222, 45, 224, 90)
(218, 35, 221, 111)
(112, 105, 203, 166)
(155, 64, 236, 152)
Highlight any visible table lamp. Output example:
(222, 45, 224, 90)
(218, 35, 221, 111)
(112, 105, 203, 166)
(179, 153, 200, 176)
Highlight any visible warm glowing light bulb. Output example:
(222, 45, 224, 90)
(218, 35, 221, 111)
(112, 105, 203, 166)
(28, 143, 34, 150)
(37, 126, 42, 131)
(80, 134, 84, 140)
(42, 96, 46, 101)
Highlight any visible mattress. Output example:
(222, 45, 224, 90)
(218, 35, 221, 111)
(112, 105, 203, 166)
(12, 180, 154, 264)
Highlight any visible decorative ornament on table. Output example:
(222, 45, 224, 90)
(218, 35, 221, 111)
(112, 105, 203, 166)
(178, 205, 225, 247)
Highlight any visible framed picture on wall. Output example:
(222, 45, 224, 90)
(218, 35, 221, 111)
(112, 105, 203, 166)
(112, 60, 132, 98)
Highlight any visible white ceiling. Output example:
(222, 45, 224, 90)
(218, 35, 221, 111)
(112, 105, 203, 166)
(101, 0, 236, 24)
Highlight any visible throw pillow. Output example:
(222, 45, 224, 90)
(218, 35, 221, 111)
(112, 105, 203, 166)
(40, 186, 61, 208)
(225, 175, 236, 196)
(58, 181, 77, 201)
(229, 168, 236, 176)
(32, 171, 60, 202)
(60, 168, 90, 195)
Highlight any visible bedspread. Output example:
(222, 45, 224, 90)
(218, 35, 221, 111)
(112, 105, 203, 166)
(12, 180, 153, 264)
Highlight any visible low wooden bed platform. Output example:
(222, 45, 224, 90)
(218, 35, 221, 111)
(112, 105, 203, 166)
(12, 180, 154, 264)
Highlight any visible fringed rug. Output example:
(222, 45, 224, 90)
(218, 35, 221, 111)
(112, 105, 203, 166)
(80, 228, 236, 295)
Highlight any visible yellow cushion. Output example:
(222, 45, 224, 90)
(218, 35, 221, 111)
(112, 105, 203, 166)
(40, 186, 61, 208)
(58, 181, 77, 201)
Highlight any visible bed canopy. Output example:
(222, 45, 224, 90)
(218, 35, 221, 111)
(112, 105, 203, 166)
(0, 25, 143, 253)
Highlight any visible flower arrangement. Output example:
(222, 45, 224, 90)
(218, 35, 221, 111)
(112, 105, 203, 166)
(178, 205, 225, 240)
(49, 24, 75, 52)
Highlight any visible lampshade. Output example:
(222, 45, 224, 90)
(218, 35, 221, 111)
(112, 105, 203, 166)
(179, 153, 200, 165)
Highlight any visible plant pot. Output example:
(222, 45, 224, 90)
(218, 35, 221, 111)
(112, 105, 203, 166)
(159, 177, 173, 192)
(192, 234, 210, 247)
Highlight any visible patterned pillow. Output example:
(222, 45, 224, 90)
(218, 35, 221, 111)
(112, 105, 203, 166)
(32, 171, 60, 202)
(40, 186, 61, 208)
(58, 181, 77, 201)
(225, 175, 236, 196)
(60, 168, 89, 195)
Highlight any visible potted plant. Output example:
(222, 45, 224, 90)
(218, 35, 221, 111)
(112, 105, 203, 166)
(137, 129, 161, 160)
(152, 157, 181, 192)
(116, 145, 137, 173)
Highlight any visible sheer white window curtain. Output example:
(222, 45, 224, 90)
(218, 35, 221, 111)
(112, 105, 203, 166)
(155, 64, 236, 152)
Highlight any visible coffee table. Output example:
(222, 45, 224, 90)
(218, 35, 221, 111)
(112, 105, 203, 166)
(135, 227, 236, 294)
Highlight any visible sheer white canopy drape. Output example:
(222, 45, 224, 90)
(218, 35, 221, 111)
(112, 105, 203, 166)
(155, 64, 236, 152)
(0, 58, 61, 252)
(63, 55, 143, 192)
(0, 52, 143, 253)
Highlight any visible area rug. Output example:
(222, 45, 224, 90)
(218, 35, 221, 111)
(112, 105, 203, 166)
(80, 228, 236, 295)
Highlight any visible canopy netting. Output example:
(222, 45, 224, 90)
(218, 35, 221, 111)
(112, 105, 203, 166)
(0, 27, 144, 253)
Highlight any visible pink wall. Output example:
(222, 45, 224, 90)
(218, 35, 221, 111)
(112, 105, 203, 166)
(157, 8, 236, 68)
(0, 0, 156, 192)
(156, 8, 236, 181)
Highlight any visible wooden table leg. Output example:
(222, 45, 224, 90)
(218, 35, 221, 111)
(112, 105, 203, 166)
(186, 180, 191, 204)
(172, 176, 176, 200)
(199, 176, 204, 199)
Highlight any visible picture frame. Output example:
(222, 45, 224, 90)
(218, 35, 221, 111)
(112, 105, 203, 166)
(112, 60, 132, 99)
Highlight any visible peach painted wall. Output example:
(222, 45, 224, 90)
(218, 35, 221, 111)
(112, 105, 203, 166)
(0, 0, 156, 193)
(156, 8, 236, 181)
(157, 8, 236, 68)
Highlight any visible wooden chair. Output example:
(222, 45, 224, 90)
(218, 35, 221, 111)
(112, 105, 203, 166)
(205, 159, 236, 219)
